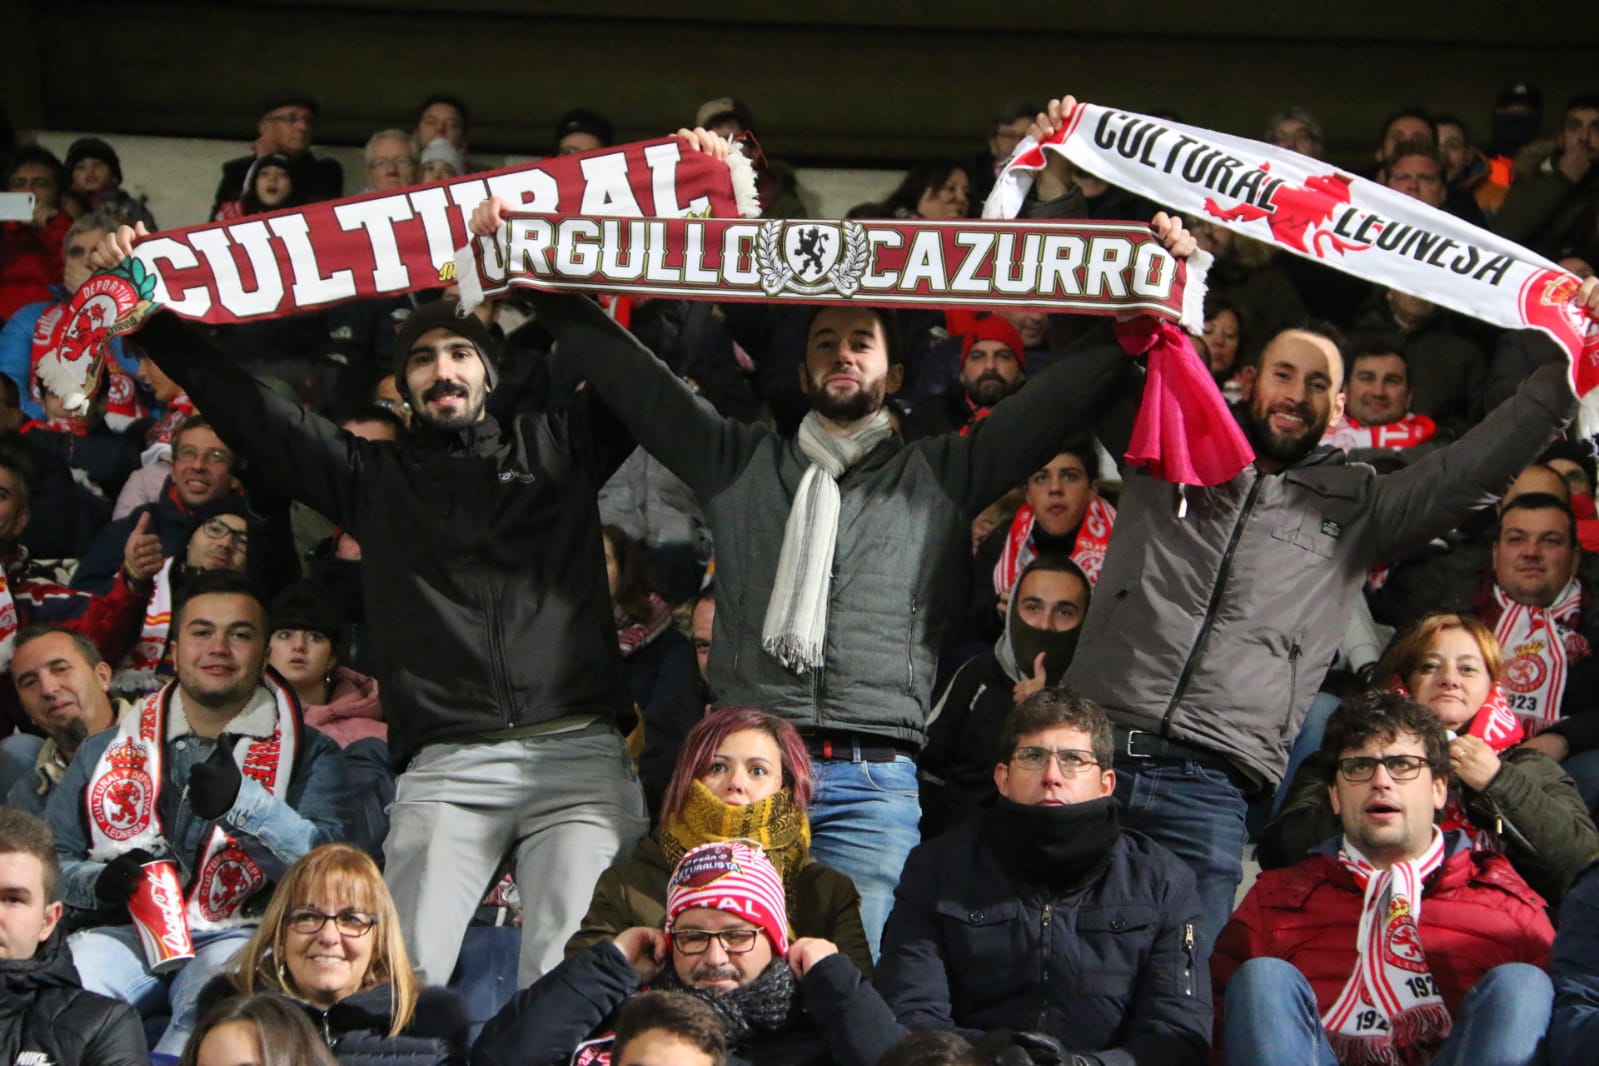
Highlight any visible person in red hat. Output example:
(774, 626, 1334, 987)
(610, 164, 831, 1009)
(904, 312, 1029, 440)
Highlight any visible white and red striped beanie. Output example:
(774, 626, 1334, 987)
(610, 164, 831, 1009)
(664, 840, 789, 957)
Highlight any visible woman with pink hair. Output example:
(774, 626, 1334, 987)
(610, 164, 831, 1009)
(565, 705, 872, 974)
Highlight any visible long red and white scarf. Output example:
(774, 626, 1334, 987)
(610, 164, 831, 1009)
(987, 101, 1599, 399)
(994, 496, 1117, 591)
(85, 674, 301, 930)
(51, 138, 760, 395)
(1488, 578, 1586, 733)
(1323, 832, 1450, 1066)
(1322, 413, 1437, 453)
(114, 557, 173, 696)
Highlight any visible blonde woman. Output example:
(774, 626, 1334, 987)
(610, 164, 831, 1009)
(199, 844, 468, 1066)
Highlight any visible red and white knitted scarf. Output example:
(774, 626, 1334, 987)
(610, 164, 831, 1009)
(85, 675, 301, 930)
(1486, 577, 1587, 734)
(1322, 412, 1437, 453)
(1323, 831, 1450, 1065)
(993, 496, 1117, 592)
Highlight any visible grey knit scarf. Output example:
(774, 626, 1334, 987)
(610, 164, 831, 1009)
(761, 408, 894, 673)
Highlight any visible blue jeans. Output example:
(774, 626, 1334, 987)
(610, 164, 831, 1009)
(1114, 753, 1250, 959)
(804, 752, 920, 959)
(69, 923, 253, 1055)
(1247, 692, 1340, 840)
(1225, 957, 1553, 1066)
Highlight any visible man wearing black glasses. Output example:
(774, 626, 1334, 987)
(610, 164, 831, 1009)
(876, 689, 1210, 1066)
(1215, 690, 1556, 1066)
(476, 839, 903, 1066)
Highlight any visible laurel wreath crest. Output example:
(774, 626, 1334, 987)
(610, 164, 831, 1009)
(755, 220, 870, 298)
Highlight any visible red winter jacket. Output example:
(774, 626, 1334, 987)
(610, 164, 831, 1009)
(1212, 837, 1554, 1058)
(0, 213, 72, 321)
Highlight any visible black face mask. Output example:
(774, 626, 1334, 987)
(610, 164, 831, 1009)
(986, 795, 1121, 886)
(1009, 621, 1081, 686)
(1491, 111, 1541, 156)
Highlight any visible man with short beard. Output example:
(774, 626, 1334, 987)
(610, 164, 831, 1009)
(473, 149, 1198, 952)
(904, 314, 1029, 440)
(91, 226, 649, 992)
(6, 626, 129, 815)
(1064, 308, 1594, 960)
(475, 841, 903, 1066)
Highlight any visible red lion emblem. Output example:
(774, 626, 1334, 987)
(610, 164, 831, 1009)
(1204, 167, 1370, 259)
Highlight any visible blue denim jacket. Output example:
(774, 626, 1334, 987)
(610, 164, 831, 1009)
(45, 683, 351, 915)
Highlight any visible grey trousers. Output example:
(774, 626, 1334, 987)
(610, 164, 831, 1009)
(383, 726, 648, 986)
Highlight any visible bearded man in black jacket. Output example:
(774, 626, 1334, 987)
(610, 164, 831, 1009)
(89, 225, 649, 991)
(0, 808, 147, 1066)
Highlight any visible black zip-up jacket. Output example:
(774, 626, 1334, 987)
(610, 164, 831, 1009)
(875, 822, 1210, 1066)
(0, 931, 147, 1066)
(138, 311, 635, 768)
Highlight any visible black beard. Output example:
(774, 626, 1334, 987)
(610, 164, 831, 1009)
(804, 370, 886, 423)
(1242, 400, 1324, 466)
(965, 372, 1015, 408)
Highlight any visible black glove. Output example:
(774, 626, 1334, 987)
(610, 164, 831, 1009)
(1013, 1033, 1072, 1066)
(94, 848, 157, 906)
(187, 738, 243, 820)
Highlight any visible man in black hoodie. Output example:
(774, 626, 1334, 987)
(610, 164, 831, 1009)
(0, 807, 146, 1066)
(88, 226, 649, 990)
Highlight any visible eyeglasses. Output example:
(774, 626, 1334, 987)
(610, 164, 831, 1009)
(367, 156, 416, 171)
(1010, 747, 1100, 775)
(174, 445, 232, 466)
(671, 928, 760, 955)
(199, 518, 249, 549)
(374, 398, 410, 415)
(285, 908, 378, 937)
(1336, 755, 1430, 782)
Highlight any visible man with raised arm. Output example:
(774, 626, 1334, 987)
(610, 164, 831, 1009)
(85, 231, 650, 991)
(469, 104, 1198, 951)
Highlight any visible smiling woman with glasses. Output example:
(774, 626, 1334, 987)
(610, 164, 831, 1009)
(199, 844, 469, 1066)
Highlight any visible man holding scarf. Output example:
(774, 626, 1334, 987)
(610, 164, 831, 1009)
(87, 219, 652, 989)
(879, 689, 1210, 1065)
(43, 569, 349, 1056)
(1215, 691, 1555, 1066)
(469, 129, 1199, 953)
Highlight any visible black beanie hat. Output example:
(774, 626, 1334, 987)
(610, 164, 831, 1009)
(64, 137, 121, 184)
(392, 300, 498, 399)
(270, 578, 350, 650)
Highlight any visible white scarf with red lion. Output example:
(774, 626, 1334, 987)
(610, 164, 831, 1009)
(1323, 830, 1450, 1065)
(84, 675, 300, 930)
